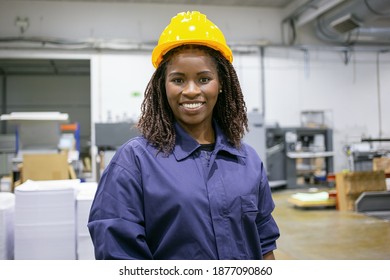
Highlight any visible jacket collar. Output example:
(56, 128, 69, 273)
(173, 120, 247, 161)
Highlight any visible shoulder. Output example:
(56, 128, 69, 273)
(240, 141, 265, 164)
(110, 136, 155, 167)
(119, 136, 148, 152)
(113, 136, 146, 156)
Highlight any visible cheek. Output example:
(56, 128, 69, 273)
(165, 80, 181, 95)
(203, 83, 220, 102)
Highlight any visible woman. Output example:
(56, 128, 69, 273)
(88, 11, 280, 260)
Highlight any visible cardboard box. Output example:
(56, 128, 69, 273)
(336, 171, 386, 211)
(22, 153, 69, 182)
(373, 157, 390, 174)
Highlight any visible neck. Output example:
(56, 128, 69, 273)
(195, 129, 215, 144)
(179, 121, 215, 144)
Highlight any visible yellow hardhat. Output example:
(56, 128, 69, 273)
(152, 11, 233, 68)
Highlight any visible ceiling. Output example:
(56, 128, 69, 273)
(6, 0, 293, 8)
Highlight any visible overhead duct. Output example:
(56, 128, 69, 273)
(357, 27, 390, 43)
(315, 0, 390, 44)
(330, 13, 362, 33)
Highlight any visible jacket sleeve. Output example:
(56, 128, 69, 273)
(256, 161, 280, 256)
(87, 147, 153, 259)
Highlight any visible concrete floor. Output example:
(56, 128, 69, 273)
(271, 188, 390, 260)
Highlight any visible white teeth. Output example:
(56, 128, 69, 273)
(182, 103, 203, 109)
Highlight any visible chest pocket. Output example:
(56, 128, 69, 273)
(241, 194, 258, 219)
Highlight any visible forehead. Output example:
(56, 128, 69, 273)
(166, 47, 217, 70)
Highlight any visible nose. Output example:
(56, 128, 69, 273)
(182, 80, 201, 97)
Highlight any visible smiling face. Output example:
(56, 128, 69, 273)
(165, 47, 220, 141)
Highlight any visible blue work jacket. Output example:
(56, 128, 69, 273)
(88, 121, 280, 259)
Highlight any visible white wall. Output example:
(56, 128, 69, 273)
(1, 1, 389, 175)
(93, 52, 153, 123)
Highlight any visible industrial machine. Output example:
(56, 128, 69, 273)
(266, 126, 334, 188)
(94, 122, 139, 180)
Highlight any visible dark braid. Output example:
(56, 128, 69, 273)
(137, 45, 248, 154)
(137, 64, 175, 154)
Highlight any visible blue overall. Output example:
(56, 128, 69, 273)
(88, 121, 280, 259)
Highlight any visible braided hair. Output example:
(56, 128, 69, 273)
(137, 44, 248, 154)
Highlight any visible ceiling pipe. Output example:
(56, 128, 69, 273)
(355, 27, 390, 43)
(295, 0, 345, 27)
(315, 0, 390, 44)
(282, 0, 324, 45)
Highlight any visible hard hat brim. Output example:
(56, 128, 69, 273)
(152, 40, 233, 68)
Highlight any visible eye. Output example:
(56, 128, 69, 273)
(171, 78, 184, 84)
(199, 77, 210, 84)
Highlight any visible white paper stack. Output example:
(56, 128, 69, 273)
(0, 192, 15, 260)
(74, 182, 97, 260)
(14, 179, 80, 260)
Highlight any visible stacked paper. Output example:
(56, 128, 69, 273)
(0, 192, 15, 260)
(14, 179, 80, 260)
(75, 182, 97, 260)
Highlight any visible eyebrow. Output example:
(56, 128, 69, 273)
(167, 70, 214, 77)
(167, 72, 184, 78)
(197, 70, 214, 75)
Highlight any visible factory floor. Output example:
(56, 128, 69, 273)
(271, 188, 390, 260)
